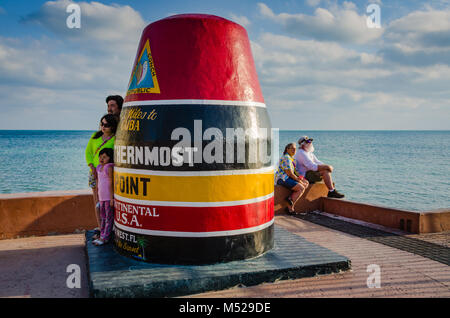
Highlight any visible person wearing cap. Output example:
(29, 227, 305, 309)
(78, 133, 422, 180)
(295, 136, 345, 199)
(275, 143, 309, 214)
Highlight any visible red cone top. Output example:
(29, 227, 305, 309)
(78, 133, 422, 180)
(124, 14, 264, 104)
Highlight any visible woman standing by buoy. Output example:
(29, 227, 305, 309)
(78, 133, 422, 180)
(85, 114, 118, 239)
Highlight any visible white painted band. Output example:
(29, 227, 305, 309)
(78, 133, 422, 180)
(113, 166, 274, 177)
(114, 218, 274, 237)
(114, 192, 274, 207)
(123, 99, 266, 108)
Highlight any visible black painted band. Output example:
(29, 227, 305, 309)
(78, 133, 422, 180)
(113, 224, 274, 265)
(115, 104, 273, 171)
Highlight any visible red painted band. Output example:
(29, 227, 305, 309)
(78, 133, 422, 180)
(114, 196, 274, 233)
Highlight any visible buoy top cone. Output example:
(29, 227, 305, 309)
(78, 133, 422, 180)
(125, 14, 264, 104)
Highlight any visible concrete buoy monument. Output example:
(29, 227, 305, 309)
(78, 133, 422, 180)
(113, 14, 274, 264)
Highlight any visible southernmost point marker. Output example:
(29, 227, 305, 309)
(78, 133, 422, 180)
(113, 14, 274, 264)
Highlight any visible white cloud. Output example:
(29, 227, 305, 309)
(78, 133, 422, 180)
(0, 84, 111, 129)
(8, 0, 148, 90)
(0, 0, 147, 129)
(229, 13, 251, 27)
(252, 33, 386, 86)
(22, 0, 146, 54)
(379, 9, 450, 66)
(251, 3, 450, 129)
(342, 1, 357, 11)
(385, 9, 450, 48)
(257, 3, 275, 19)
(306, 0, 321, 7)
(2, 1, 449, 130)
(0, 35, 129, 130)
(250, 26, 450, 129)
(257, 2, 384, 44)
(0, 36, 130, 90)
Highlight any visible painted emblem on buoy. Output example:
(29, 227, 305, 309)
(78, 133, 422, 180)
(127, 39, 160, 95)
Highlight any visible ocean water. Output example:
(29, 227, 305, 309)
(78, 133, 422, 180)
(0, 130, 449, 212)
(0, 130, 93, 194)
(278, 130, 450, 211)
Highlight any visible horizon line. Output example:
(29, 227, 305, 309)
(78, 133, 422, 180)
(1, 129, 449, 132)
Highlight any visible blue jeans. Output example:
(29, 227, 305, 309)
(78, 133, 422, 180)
(277, 177, 299, 190)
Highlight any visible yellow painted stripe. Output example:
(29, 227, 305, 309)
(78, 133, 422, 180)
(113, 170, 274, 202)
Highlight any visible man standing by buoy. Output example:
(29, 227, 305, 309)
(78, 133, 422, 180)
(106, 95, 123, 120)
(295, 136, 345, 199)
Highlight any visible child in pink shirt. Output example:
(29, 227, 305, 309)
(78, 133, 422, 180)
(92, 148, 114, 246)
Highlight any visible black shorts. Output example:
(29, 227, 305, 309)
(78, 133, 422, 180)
(305, 170, 322, 183)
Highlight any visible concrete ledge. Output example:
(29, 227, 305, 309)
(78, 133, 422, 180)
(420, 209, 450, 233)
(0, 189, 92, 199)
(86, 226, 350, 298)
(274, 182, 329, 215)
(321, 198, 450, 234)
(0, 190, 97, 240)
(0, 189, 448, 240)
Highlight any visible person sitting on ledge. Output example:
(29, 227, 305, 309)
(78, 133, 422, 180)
(275, 143, 309, 215)
(294, 136, 345, 199)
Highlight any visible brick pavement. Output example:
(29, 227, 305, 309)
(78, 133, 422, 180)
(0, 234, 89, 298)
(191, 215, 450, 297)
(406, 232, 450, 248)
(299, 212, 450, 266)
(0, 215, 448, 298)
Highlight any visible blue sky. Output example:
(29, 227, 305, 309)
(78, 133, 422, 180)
(0, 0, 449, 130)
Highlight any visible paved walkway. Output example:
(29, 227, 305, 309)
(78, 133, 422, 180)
(0, 234, 89, 298)
(193, 215, 450, 297)
(0, 215, 449, 298)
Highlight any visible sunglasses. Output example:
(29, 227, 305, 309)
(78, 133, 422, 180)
(101, 121, 111, 127)
(300, 139, 312, 144)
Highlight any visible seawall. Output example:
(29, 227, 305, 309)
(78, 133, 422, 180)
(0, 186, 449, 240)
(0, 190, 97, 240)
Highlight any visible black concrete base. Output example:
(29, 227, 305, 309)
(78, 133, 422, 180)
(85, 226, 351, 298)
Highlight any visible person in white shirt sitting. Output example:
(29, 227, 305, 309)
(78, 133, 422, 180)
(294, 136, 345, 199)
